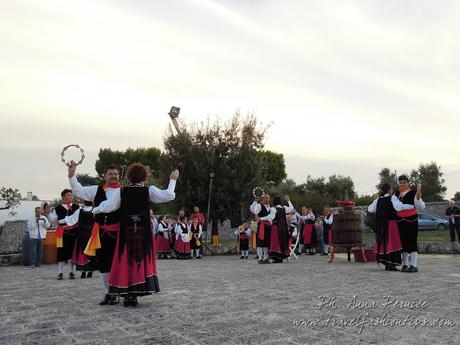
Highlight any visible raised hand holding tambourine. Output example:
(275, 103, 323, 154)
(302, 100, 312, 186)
(61, 144, 85, 166)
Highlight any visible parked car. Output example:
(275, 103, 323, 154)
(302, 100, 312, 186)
(417, 213, 448, 230)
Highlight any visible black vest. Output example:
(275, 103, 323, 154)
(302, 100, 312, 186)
(191, 224, 201, 235)
(179, 223, 188, 234)
(396, 190, 417, 220)
(94, 186, 121, 225)
(258, 204, 270, 217)
(398, 190, 416, 205)
(376, 196, 398, 221)
(55, 204, 79, 226)
(120, 186, 150, 227)
(78, 209, 95, 229)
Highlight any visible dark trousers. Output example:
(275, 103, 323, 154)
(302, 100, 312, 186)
(30, 239, 43, 267)
(449, 222, 460, 243)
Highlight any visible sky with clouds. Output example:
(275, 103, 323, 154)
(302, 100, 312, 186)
(1, 0, 459, 200)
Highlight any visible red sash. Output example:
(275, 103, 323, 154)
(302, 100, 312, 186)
(240, 233, 249, 240)
(56, 224, 78, 238)
(258, 221, 271, 241)
(396, 209, 417, 218)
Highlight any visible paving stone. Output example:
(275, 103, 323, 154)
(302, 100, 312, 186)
(0, 254, 458, 345)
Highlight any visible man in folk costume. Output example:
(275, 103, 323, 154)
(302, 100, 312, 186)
(269, 196, 294, 263)
(368, 182, 415, 271)
(395, 175, 425, 273)
(48, 189, 80, 280)
(64, 200, 98, 278)
(250, 193, 276, 264)
(297, 207, 317, 255)
(175, 216, 191, 259)
(156, 215, 171, 259)
(68, 161, 123, 305)
(323, 209, 334, 255)
(190, 216, 203, 259)
(92, 163, 178, 307)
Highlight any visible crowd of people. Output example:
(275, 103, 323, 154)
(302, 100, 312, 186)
(23, 161, 460, 306)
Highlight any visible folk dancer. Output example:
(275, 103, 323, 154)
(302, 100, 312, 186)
(190, 217, 203, 259)
(156, 215, 171, 259)
(175, 216, 191, 259)
(368, 182, 415, 271)
(395, 175, 425, 273)
(269, 196, 293, 263)
(250, 193, 276, 264)
(68, 161, 122, 305)
(323, 209, 334, 255)
(91, 163, 178, 306)
(64, 200, 98, 278)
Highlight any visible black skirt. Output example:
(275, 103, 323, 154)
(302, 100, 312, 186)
(57, 229, 77, 262)
(239, 238, 249, 251)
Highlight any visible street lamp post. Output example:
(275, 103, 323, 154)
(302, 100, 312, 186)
(206, 172, 215, 245)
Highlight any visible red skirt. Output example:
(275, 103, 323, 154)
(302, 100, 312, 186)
(174, 236, 191, 254)
(303, 224, 313, 245)
(374, 220, 403, 254)
(156, 234, 171, 253)
(71, 243, 88, 266)
(108, 232, 159, 296)
(269, 224, 290, 257)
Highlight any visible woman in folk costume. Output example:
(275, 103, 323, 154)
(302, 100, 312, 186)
(156, 215, 171, 259)
(395, 175, 425, 273)
(298, 207, 317, 255)
(322, 209, 334, 254)
(368, 182, 415, 271)
(92, 163, 178, 307)
(269, 195, 293, 263)
(64, 200, 98, 278)
(175, 216, 191, 259)
(190, 216, 203, 259)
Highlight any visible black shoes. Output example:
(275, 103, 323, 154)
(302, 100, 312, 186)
(108, 295, 119, 305)
(240, 256, 245, 259)
(87, 271, 93, 278)
(401, 265, 418, 273)
(69, 272, 75, 279)
(123, 295, 138, 307)
(57, 273, 63, 280)
(80, 272, 86, 279)
(99, 294, 111, 305)
(196, 256, 202, 259)
(264, 259, 271, 264)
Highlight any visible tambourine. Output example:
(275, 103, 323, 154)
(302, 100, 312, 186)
(61, 144, 85, 166)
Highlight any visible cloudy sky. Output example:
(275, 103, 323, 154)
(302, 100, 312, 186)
(1, 0, 459, 200)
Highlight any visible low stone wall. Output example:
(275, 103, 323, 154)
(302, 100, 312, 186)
(422, 201, 451, 218)
(0, 220, 27, 254)
(418, 242, 460, 254)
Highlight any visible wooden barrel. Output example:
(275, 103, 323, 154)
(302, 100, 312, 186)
(332, 210, 362, 244)
(43, 231, 57, 264)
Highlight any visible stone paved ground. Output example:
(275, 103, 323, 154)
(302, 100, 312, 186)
(0, 254, 459, 345)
